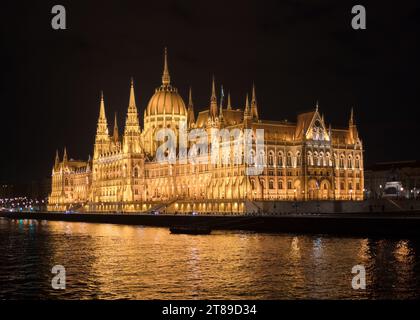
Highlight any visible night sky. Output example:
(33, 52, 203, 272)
(1, 0, 419, 183)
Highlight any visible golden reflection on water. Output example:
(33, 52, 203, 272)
(1, 219, 420, 299)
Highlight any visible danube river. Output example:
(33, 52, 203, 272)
(1, 217, 419, 299)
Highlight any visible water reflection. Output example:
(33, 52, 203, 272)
(0, 218, 419, 299)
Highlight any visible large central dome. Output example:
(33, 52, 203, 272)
(145, 49, 187, 117)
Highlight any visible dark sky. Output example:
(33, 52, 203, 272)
(1, 0, 420, 183)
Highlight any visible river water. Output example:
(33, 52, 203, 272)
(1, 217, 419, 299)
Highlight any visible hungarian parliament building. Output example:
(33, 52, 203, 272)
(48, 49, 364, 213)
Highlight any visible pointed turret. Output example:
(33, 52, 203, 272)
(244, 93, 251, 119)
(349, 107, 354, 126)
(227, 91, 232, 110)
(187, 86, 195, 128)
(209, 75, 218, 119)
(123, 78, 141, 153)
(251, 83, 259, 120)
(96, 91, 109, 138)
(63, 147, 68, 163)
(93, 91, 111, 159)
(113, 112, 119, 143)
(315, 100, 319, 112)
(54, 150, 60, 168)
(219, 97, 225, 125)
(162, 47, 171, 86)
(348, 107, 358, 143)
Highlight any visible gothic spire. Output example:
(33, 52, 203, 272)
(63, 147, 68, 163)
(113, 112, 119, 143)
(227, 91, 232, 110)
(350, 107, 354, 126)
(187, 86, 195, 127)
(96, 91, 109, 138)
(244, 93, 251, 119)
(124, 78, 141, 134)
(54, 150, 60, 168)
(162, 47, 171, 86)
(251, 83, 259, 120)
(210, 75, 218, 119)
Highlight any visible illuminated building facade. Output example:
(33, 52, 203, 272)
(48, 49, 364, 213)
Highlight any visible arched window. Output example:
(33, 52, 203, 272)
(278, 180, 283, 189)
(313, 152, 319, 166)
(287, 180, 292, 189)
(251, 180, 256, 190)
(347, 156, 353, 169)
(339, 155, 345, 168)
(268, 152, 274, 167)
(326, 152, 332, 167)
(307, 152, 313, 166)
(296, 152, 302, 166)
(269, 180, 274, 189)
(286, 152, 292, 167)
(355, 156, 361, 169)
(249, 150, 255, 165)
(319, 152, 325, 166)
(258, 151, 265, 167)
(133, 167, 139, 178)
(277, 152, 284, 167)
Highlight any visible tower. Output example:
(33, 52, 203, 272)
(209, 76, 218, 121)
(93, 91, 110, 159)
(123, 78, 142, 153)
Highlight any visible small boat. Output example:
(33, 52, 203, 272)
(169, 225, 212, 235)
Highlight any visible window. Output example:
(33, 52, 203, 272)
(268, 152, 274, 167)
(307, 152, 313, 166)
(355, 157, 360, 169)
(287, 181, 292, 189)
(339, 156, 344, 168)
(277, 153, 283, 167)
(278, 180, 283, 189)
(296, 152, 302, 166)
(286, 153, 292, 167)
(269, 180, 274, 189)
(347, 157, 352, 169)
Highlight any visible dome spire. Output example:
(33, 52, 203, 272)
(162, 47, 171, 86)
